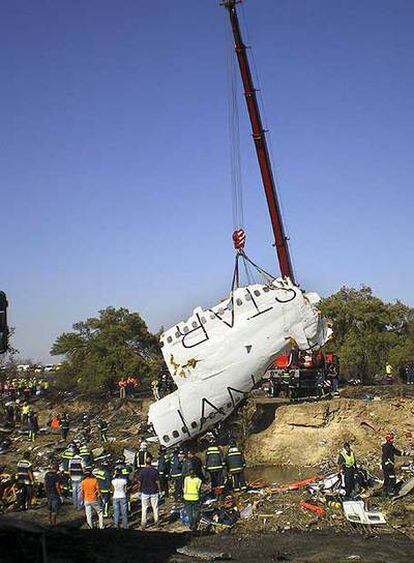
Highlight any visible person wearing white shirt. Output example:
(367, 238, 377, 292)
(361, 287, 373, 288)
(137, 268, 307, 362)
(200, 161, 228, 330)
(111, 469, 128, 529)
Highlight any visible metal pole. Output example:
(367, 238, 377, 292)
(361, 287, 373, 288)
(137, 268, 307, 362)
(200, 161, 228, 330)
(222, 0, 295, 282)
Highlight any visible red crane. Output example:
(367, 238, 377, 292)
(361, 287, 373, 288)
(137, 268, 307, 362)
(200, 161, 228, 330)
(223, 0, 295, 283)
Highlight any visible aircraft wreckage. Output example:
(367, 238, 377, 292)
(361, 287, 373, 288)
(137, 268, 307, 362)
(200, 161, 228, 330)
(148, 1, 330, 448)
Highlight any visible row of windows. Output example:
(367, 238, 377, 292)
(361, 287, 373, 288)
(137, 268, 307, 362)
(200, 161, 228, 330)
(162, 287, 273, 344)
(161, 400, 239, 443)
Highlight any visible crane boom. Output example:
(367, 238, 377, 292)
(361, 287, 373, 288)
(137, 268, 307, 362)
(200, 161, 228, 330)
(223, 0, 295, 282)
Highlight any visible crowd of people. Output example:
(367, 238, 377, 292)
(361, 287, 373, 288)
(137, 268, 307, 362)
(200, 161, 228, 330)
(116, 373, 174, 401)
(0, 376, 50, 400)
(5, 430, 247, 532)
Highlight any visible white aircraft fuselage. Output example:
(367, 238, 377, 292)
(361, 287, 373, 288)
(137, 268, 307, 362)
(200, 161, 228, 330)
(148, 278, 329, 448)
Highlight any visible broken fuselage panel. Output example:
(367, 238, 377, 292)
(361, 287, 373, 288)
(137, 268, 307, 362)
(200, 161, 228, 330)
(148, 278, 329, 448)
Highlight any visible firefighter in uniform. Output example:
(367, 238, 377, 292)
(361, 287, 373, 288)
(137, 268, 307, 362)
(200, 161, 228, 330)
(170, 449, 184, 501)
(93, 462, 112, 517)
(81, 413, 91, 441)
(97, 417, 108, 443)
(382, 433, 406, 496)
(226, 440, 247, 492)
(157, 446, 171, 496)
(60, 411, 70, 441)
(204, 442, 225, 493)
(60, 443, 75, 495)
(79, 442, 93, 471)
(16, 454, 34, 510)
(114, 456, 131, 480)
(68, 449, 84, 510)
(338, 442, 357, 499)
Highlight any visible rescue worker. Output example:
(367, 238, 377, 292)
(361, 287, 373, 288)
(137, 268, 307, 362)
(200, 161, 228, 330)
(27, 410, 39, 442)
(60, 411, 70, 441)
(79, 442, 93, 470)
(204, 441, 225, 494)
(226, 440, 247, 492)
(183, 450, 204, 482)
(151, 379, 160, 401)
(157, 446, 170, 496)
(21, 402, 30, 427)
(16, 453, 34, 510)
(170, 449, 184, 501)
(385, 362, 394, 384)
(97, 417, 108, 443)
(81, 413, 91, 440)
(93, 461, 112, 517)
(68, 449, 84, 511)
(136, 441, 148, 472)
(338, 442, 357, 499)
(61, 443, 76, 494)
(183, 467, 202, 531)
(382, 433, 406, 496)
(113, 456, 131, 480)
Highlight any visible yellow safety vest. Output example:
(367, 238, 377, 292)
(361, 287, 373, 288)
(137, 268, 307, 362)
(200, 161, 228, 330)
(22, 405, 30, 415)
(385, 363, 393, 375)
(340, 449, 355, 468)
(183, 476, 202, 501)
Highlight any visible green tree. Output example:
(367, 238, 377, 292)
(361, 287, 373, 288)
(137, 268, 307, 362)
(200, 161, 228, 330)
(51, 307, 164, 394)
(320, 286, 414, 382)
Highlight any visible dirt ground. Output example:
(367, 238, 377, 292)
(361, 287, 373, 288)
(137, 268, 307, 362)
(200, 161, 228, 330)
(1, 521, 413, 562)
(2, 385, 414, 561)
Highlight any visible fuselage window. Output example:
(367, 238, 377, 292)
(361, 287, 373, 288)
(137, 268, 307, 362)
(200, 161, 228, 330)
(191, 421, 198, 429)
(263, 286, 270, 292)
(183, 326, 189, 333)
(200, 316, 207, 324)
(236, 298, 243, 306)
(172, 430, 179, 438)
(245, 293, 251, 300)
(254, 290, 260, 297)
(181, 426, 187, 434)
(175, 331, 181, 338)
(167, 336, 173, 343)
(163, 435, 170, 443)
(160, 341, 164, 348)
(191, 321, 198, 328)
(226, 402, 232, 409)
(209, 312, 215, 319)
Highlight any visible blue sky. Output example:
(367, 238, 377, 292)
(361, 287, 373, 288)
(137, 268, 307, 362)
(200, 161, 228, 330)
(1, 0, 413, 361)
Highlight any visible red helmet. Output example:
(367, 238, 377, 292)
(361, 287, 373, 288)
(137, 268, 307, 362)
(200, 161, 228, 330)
(385, 433, 394, 442)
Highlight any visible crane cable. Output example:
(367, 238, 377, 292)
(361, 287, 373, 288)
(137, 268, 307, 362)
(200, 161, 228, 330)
(226, 14, 244, 233)
(227, 15, 253, 290)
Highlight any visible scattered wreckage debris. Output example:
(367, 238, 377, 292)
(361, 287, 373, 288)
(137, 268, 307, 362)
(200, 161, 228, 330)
(393, 476, 414, 501)
(342, 500, 386, 525)
(298, 500, 326, 516)
(176, 546, 232, 560)
(276, 476, 322, 493)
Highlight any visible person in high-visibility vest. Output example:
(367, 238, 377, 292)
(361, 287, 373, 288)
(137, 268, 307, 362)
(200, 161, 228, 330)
(21, 403, 30, 427)
(338, 442, 357, 499)
(385, 362, 394, 384)
(183, 468, 202, 531)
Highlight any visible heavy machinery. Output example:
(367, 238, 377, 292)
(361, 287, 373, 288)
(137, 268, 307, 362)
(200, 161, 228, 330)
(0, 291, 8, 354)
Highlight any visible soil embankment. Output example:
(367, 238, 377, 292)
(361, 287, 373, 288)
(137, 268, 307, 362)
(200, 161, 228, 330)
(245, 387, 414, 467)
